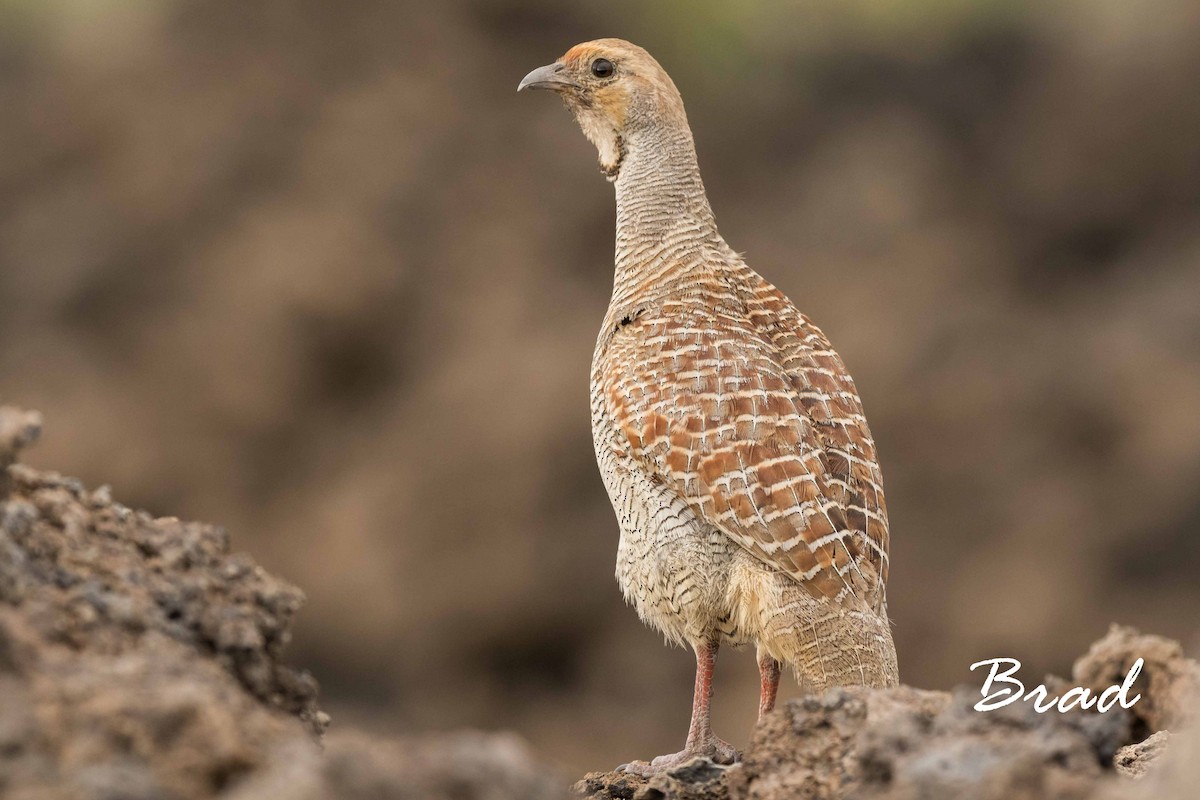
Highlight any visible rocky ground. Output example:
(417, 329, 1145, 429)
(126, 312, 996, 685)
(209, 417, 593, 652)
(578, 628, 1199, 800)
(2, 405, 1197, 800)
(0, 406, 563, 800)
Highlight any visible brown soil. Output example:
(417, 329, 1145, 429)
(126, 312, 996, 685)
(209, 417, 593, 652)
(3, 406, 1197, 799)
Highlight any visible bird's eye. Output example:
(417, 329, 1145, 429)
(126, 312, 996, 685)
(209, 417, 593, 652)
(591, 58, 615, 78)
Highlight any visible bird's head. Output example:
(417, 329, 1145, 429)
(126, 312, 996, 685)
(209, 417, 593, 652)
(518, 39, 688, 180)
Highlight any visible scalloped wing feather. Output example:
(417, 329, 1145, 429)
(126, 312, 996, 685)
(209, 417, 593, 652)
(599, 269, 888, 612)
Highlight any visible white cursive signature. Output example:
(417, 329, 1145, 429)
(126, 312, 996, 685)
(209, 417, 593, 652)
(969, 657, 1143, 713)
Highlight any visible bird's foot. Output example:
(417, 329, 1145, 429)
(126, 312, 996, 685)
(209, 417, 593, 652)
(616, 737, 739, 777)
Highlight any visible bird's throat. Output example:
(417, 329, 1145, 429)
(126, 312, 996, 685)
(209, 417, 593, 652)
(600, 134, 626, 181)
(571, 104, 625, 182)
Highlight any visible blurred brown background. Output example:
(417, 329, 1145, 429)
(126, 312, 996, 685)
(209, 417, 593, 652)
(2, 0, 1198, 776)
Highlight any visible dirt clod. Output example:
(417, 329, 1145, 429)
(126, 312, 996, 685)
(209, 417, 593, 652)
(1073, 624, 1200, 734)
(1113, 730, 1171, 779)
(574, 760, 733, 800)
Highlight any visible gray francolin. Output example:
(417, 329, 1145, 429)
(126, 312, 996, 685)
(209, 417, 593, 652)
(519, 39, 898, 774)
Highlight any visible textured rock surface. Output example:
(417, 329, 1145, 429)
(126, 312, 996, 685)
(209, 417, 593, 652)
(0, 406, 325, 797)
(1113, 730, 1171, 780)
(575, 629, 1199, 800)
(1097, 728, 1200, 799)
(0, 406, 564, 800)
(1074, 625, 1200, 734)
(733, 687, 1124, 800)
(576, 759, 733, 800)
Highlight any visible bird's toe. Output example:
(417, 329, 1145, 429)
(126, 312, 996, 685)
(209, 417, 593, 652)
(616, 742, 740, 777)
(709, 737, 739, 765)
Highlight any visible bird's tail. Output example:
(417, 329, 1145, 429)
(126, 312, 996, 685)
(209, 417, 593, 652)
(731, 567, 899, 691)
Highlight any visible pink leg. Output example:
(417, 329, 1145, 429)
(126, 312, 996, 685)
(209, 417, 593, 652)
(619, 643, 738, 775)
(757, 654, 781, 721)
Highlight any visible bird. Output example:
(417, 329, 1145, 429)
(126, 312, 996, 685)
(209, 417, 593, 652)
(519, 39, 898, 775)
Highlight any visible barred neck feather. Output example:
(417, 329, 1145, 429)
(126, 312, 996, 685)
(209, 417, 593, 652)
(610, 122, 724, 311)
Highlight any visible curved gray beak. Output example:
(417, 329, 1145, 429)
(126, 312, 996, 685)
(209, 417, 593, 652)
(517, 62, 575, 93)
